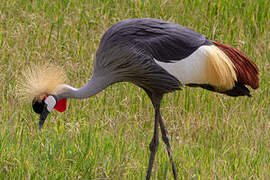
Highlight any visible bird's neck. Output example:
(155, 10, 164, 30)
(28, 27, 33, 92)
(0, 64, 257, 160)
(55, 74, 114, 101)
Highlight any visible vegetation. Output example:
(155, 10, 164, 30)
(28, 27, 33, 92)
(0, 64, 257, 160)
(0, 0, 269, 179)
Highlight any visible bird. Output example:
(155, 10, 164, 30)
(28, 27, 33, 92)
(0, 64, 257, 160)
(18, 18, 259, 179)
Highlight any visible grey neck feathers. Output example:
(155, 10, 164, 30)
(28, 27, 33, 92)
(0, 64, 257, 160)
(55, 74, 114, 101)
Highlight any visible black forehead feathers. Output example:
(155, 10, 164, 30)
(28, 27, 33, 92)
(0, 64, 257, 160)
(32, 98, 45, 114)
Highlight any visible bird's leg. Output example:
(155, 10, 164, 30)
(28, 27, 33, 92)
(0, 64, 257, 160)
(146, 105, 159, 180)
(158, 114, 178, 179)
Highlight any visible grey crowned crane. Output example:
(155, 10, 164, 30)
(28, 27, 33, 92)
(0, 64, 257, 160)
(19, 18, 259, 179)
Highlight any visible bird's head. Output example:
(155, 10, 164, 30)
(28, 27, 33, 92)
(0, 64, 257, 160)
(32, 95, 67, 129)
(16, 63, 68, 129)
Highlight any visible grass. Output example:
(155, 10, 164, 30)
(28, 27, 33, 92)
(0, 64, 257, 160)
(0, 0, 270, 179)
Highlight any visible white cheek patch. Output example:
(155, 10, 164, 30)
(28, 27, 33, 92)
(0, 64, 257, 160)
(44, 96, 57, 112)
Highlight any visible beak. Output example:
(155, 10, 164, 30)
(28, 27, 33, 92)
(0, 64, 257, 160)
(39, 105, 50, 130)
(39, 104, 50, 130)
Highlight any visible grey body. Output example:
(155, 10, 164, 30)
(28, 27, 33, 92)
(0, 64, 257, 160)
(94, 18, 212, 94)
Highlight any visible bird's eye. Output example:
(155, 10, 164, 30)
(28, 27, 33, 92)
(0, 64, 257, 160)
(32, 98, 45, 114)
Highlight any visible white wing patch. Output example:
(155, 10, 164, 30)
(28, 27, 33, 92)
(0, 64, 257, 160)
(154, 46, 209, 85)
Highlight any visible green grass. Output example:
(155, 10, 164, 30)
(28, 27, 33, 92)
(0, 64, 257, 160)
(1, 0, 270, 179)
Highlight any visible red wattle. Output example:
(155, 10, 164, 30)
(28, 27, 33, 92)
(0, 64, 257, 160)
(54, 98, 67, 112)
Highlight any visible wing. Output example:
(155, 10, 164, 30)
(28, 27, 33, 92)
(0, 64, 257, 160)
(100, 18, 213, 62)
